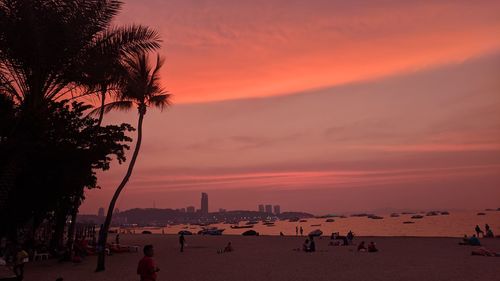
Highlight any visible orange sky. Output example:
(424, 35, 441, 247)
(81, 0, 500, 214)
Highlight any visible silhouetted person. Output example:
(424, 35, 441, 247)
(475, 225, 484, 237)
(357, 241, 367, 251)
(347, 230, 354, 244)
(309, 237, 316, 252)
(296, 226, 298, 236)
(302, 239, 309, 252)
(300, 226, 304, 236)
(179, 233, 186, 252)
(368, 241, 378, 252)
(224, 242, 233, 253)
(137, 245, 159, 281)
(115, 234, 120, 245)
(14, 245, 28, 280)
(469, 234, 481, 246)
(485, 224, 490, 232)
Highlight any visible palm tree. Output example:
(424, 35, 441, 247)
(0, 0, 161, 111)
(96, 52, 171, 271)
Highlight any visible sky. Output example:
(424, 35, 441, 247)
(81, 0, 500, 215)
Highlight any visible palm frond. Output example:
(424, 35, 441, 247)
(87, 100, 133, 117)
(148, 94, 172, 111)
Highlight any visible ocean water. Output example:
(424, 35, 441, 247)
(123, 210, 500, 237)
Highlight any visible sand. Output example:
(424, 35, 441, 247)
(23, 234, 500, 281)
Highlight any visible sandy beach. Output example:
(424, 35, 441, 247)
(24, 234, 500, 281)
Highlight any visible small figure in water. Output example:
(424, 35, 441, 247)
(357, 241, 367, 252)
(300, 226, 304, 236)
(224, 242, 233, 253)
(475, 225, 484, 237)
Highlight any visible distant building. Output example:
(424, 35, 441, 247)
(219, 208, 226, 213)
(186, 206, 195, 213)
(114, 208, 120, 214)
(201, 192, 209, 215)
(258, 204, 265, 212)
(273, 205, 281, 215)
(265, 204, 272, 214)
(180, 208, 186, 213)
(98, 207, 105, 217)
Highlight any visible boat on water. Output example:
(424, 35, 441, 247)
(477, 212, 486, 216)
(246, 220, 259, 225)
(426, 211, 439, 216)
(403, 221, 415, 224)
(311, 224, 322, 226)
(299, 219, 308, 222)
(368, 215, 384, 219)
(230, 225, 254, 229)
(199, 227, 225, 235)
(288, 217, 299, 222)
(411, 215, 424, 219)
(325, 219, 335, 222)
(440, 211, 450, 215)
(390, 213, 400, 217)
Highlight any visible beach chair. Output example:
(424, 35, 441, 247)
(33, 250, 49, 261)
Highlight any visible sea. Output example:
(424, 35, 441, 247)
(118, 210, 500, 238)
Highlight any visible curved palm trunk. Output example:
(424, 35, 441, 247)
(97, 89, 106, 127)
(96, 110, 145, 272)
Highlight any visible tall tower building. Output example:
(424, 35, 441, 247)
(201, 192, 209, 215)
(273, 205, 281, 215)
(258, 204, 265, 212)
(265, 204, 272, 214)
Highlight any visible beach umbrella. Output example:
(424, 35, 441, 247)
(308, 229, 323, 237)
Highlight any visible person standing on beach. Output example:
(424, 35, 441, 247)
(296, 226, 298, 236)
(475, 225, 484, 237)
(137, 245, 160, 281)
(179, 233, 186, 252)
(300, 226, 304, 236)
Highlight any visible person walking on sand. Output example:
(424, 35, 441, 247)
(137, 245, 160, 281)
(475, 225, 484, 237)
(300, 226, 304, 236)
(179, 233, 186, 252)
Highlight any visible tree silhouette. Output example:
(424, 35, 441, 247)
(96, 52, 171, 271)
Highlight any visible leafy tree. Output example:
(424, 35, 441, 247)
(0, 100, 133, 242)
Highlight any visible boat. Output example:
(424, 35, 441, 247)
(178, 230, 193, 235)
(411, 215, 424, 219)
(426, 211, 439, 216)
(142, 230, 152, 234)
(299, 219, 308, 222)
(311, 224, 322, 227)
(245, 220, 259, 225)
(265, 224, 276, 227)
(477, 212, 486, 216)
(199, 227, 225, 235)
(440, 211, 450, 215)
(230, 225, 254, 229)
(288, 217, 299, 222)
(403, 221, 415, 224)
(390, 213, 400, 217)
(242, 230, 259, 236)
(368, 215, 384, 219)
(325, 219, 335, 222)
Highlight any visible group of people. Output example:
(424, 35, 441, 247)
(295, 226, 304, 236)
(357, 241, 378, 252)
(474, 224, 494, 238)
(329, 230, 355, 246)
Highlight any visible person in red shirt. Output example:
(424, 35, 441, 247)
(137, 245, 160, 281)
